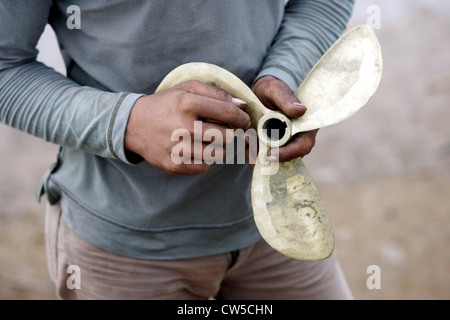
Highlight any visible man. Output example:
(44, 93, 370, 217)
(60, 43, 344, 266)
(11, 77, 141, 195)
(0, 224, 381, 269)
(0, 0, 354, 299)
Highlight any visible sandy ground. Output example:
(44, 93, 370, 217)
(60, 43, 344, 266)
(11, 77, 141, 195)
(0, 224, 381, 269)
(0, 1, 449, 299)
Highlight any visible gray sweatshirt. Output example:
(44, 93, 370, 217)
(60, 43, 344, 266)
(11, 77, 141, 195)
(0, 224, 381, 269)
(0, 0, 354, 259)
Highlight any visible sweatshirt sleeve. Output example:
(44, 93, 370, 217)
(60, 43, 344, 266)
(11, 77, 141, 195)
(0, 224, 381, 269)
(256, 0, 355, 91)
(0, 1, 143, 164)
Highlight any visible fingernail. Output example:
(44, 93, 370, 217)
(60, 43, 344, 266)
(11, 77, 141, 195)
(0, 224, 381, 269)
(232, 97, 247, 106)
(266, 154, 279, 162)
(246, 119, 252, 130)
(293, 102, 306, 109)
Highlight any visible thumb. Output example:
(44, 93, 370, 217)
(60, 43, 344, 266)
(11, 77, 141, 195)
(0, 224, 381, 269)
(253, 76, 307, 118)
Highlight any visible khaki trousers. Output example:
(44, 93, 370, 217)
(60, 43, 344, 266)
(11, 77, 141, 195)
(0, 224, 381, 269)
(45, 202, 353, 300)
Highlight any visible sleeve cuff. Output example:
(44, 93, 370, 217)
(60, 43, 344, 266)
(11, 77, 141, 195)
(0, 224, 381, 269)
(109, 92, 145, 165)
(254, 66, 300, 92)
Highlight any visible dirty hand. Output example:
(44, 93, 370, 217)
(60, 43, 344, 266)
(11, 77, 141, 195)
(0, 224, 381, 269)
(124, 80, 250, 175)
(252, 76, 319, 162)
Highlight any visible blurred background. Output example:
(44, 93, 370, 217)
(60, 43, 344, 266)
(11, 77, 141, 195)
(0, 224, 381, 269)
(0, 0, 449, 299)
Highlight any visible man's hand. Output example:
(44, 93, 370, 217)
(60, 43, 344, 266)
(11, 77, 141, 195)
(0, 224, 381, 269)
(124, 80, 250, 175)
(252, 76, 319, 162)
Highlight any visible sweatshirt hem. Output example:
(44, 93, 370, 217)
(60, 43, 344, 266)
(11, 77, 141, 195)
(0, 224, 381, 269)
(58, 193, 262, 260)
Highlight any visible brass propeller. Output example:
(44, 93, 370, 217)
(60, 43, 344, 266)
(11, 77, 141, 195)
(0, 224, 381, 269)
(156, 25, 383, 260)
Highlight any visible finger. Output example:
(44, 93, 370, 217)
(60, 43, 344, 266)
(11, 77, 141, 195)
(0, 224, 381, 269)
(243, 130, 258, 167)
(253, 76, 307, 118)
(200, 121, 235, 146)
(193, 95, 251, 130)
(168, 143, 212, 175)
(231, 97, 248, 109)
(171, 140, 226, 164)
(267, 84, 306, 118)
(195, 142, 226, 164)
(269, 129, 318, 162)
(181, 80, 248, 112)
(181, 80, 233, 103)
(245, 144, 256, 169)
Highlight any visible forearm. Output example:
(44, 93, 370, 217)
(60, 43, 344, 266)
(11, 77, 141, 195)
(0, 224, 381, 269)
(0, 1, 144, 163)
(257, 0, 355, 91)
(0, 61, 142, 162)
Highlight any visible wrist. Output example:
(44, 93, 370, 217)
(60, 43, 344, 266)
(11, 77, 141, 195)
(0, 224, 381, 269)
(124, 95, 146, 156)
(111, 93, 145, 164)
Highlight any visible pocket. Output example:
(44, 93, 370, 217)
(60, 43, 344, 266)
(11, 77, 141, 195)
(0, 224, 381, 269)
(44, 201, 62, 283)
(37, 147, 63, 205)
